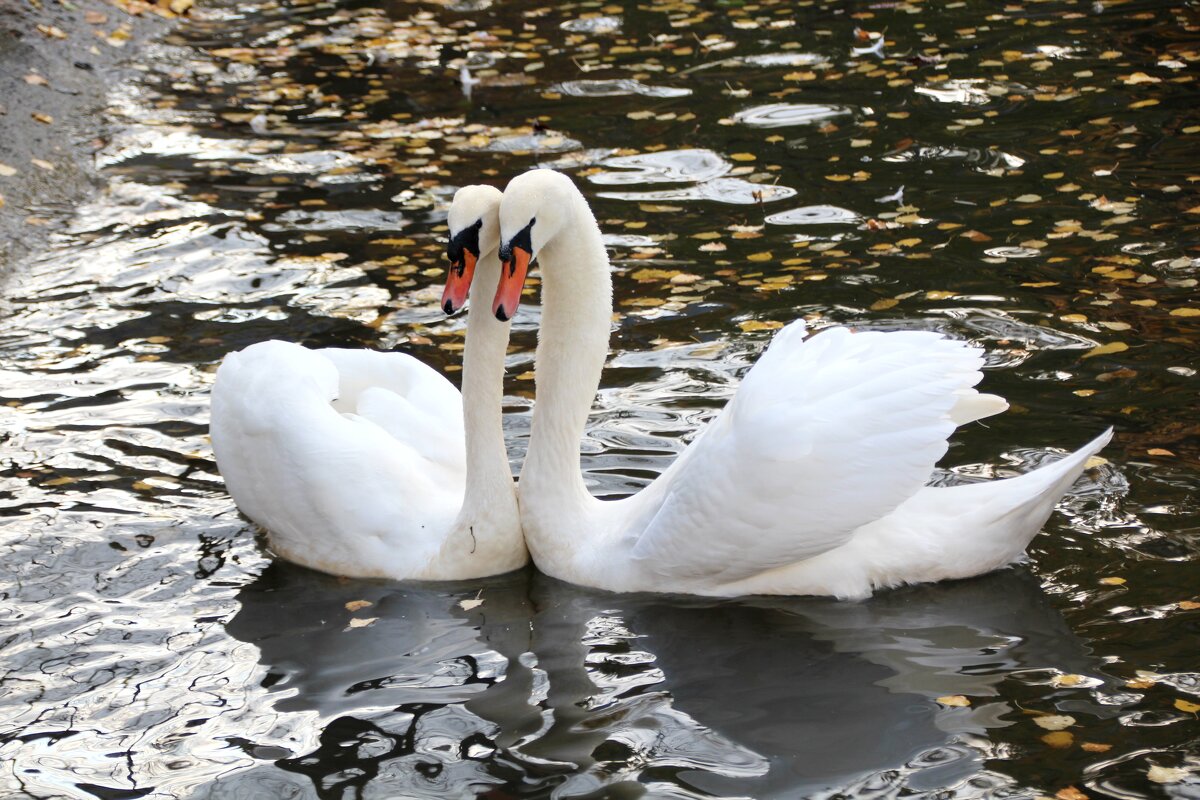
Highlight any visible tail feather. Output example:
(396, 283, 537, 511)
(856, 428, 1114, 591)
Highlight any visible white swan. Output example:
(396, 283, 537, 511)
(483, 169, 1111, 599)
(210, 185, 526, 580)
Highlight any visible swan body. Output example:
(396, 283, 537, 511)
(487, 169, 1111, 599)
(211, 185, 526, 580)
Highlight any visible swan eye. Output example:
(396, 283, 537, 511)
(447, 218, 483, 269)
(499, 218, 535, 267)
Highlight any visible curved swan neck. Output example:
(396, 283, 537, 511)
(522, 188, 612, 512)
(459, 247, 514, 514)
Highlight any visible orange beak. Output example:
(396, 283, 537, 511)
(493, 246, 531, 321)
(441, 249, 476, 315)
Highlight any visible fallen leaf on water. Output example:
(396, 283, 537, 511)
(1042, 731, 1074, 748)
(31, 159, 54, 171)
(870, 298, 899, 311)
(1034, 715, 1076, 731)
(347, 617, 377, 629)
(1056, 787, 1088, 800)
(746, 251, 772, 262)
(345, 600, 372, 612)
(0, 163, 16, 177)
(1148, 765, 1190, 784)
(936, 695, 970, 707)
(459, 595, 484, 611)
(1052, 674, 1085, 687)
(1147, 448, 1175, 457)
(1081, 742, 1112, 753)
(1174, 699, 1200, 713)
(1169, 307, 1200, 317)
(1082, 342, 1129, 359)
(37, 23, 68, 39)
(1178, 600, 1200, 610)
(1099, 576, 1126, 585)
(31, 112, 54, 125)
(730, 153, 756, 162)
(24, 73, 49, 86)
(739, 320, 783, 332)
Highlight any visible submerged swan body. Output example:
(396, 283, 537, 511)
(211, 186, 525, 580)
(484, 169, 1110, 599)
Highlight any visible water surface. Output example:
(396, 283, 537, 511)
(1, 0, 1198, 797)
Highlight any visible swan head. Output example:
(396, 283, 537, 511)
(494, 169, 578, 321)
(443, 184, 503, 315)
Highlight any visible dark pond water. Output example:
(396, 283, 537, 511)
(2, 0, 1199, 797)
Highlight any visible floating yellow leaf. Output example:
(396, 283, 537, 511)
(1042, 731, 1074, 748)
(1099, 576, 1127, 585)
(31, 112, 54, 125)
(1147, 448, 1175, 457)
(870, 298, 899, 311)
(825, 174, 851, 182)
(746, 251, 773, 262)
(1081, 742, 1112, 753)
(1030, 714, 1075, 732)
(730, 153, 756, 162)
(739, 320, 783, 332)
(1082, 342, 1129, 359)
(1057, 788, 1088, 800)
(1175, 699, 1200, 713)
(347, 617, 377, 629)
(1169, 307, 1200, 317)
(936, 695, 970, 707)
(1053, 674, 1085, 687)
(1178, 600, 1200, 610)
(0, 163, 16, 177)
(631, 268, 678, 282)
(345, 600, 372, 612)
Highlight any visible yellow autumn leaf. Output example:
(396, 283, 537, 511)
(347, 617, 377, 629)
(870, 298, 899, 311)
(345, 600, 372, 612)
(730, 153, 756, 161)
(739, 320, 783, 332)
(936, 695, 970, 707)
(1034, 715, 1075, 731)
(1175, 699, 1200, 713)
(1169, 308, 1200, 317)
(746, 251, 773, 262)
(1082, 342, 1129, 359)
(1099, 576, 1127, 585)
(1042, 731, 1074, 748)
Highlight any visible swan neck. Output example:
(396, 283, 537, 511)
(523, 191, 611, 510)
(459, 247, 513, 514)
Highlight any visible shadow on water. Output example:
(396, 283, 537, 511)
(203, 565, 1109, 799)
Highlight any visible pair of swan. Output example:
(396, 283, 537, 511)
(211, 171, 1110, 598)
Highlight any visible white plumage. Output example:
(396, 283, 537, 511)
(210, 186, 526, 580)
(489, 169, 1111, 599)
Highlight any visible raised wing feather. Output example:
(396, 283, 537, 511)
(629, 322, 1003, 584)
(210, 341, 464, 575)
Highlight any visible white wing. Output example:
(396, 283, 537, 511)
(628, 322, 1007, 584)
(210, 341, 465, 576)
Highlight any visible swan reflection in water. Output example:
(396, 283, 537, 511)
(201, 565, 1110, 799)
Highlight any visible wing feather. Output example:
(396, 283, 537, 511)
(629, 323, 1002, 584)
